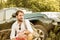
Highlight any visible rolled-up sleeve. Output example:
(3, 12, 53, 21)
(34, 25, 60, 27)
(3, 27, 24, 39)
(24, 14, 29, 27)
(10, 24, 16, 39)
(25, 19, 34, 33)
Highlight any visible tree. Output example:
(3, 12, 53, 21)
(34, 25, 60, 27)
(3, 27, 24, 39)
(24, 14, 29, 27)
(0, 0, 60, 11)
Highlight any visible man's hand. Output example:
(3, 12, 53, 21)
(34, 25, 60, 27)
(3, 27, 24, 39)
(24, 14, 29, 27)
(24, 30, 30, 35)
(11, 38, 16, 40)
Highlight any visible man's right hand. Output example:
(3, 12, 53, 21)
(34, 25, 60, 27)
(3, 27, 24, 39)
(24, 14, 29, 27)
(11, 38, 16, 40)
(24, 30, 30, 35)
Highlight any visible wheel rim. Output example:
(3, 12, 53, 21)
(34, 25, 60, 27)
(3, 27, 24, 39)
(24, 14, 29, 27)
(37, 29, 45, 40)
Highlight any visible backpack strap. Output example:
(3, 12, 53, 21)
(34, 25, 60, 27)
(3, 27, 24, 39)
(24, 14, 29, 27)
(24, 20, 27, 30)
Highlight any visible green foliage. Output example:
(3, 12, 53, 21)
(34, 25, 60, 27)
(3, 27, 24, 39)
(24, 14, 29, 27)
(46, 25, 60, 40)
(0, 0, 60, 11)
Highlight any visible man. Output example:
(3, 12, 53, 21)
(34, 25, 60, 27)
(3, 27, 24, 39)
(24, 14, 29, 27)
(10, 10, 34, 40)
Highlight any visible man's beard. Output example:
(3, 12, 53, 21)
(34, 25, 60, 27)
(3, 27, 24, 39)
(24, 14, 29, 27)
(18, 19, 23, 22)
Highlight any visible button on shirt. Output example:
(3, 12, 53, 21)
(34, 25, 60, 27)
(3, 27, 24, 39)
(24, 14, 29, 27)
(10, 19, 34, 39)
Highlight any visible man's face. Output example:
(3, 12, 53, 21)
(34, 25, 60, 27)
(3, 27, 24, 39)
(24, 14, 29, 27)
(16, 12, 24, 22)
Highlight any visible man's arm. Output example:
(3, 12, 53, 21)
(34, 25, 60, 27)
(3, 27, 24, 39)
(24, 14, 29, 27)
(10, 24, 16, 40)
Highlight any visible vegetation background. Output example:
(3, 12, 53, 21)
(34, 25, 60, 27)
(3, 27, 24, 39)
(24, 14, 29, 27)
(0, 0, 60, 12)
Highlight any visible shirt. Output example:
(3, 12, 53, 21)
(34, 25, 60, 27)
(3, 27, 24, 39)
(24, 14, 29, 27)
(10, 19, 34, 39)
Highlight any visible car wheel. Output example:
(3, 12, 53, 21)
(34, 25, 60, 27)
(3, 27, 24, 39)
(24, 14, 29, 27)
(33, 25, 48, 40)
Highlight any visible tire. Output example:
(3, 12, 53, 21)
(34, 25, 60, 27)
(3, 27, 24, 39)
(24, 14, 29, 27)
(31, 24, 48, 40)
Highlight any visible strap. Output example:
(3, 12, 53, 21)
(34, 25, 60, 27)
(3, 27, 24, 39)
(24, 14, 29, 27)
(19, 24, 21, 30)
(24, 20, 27, 30)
